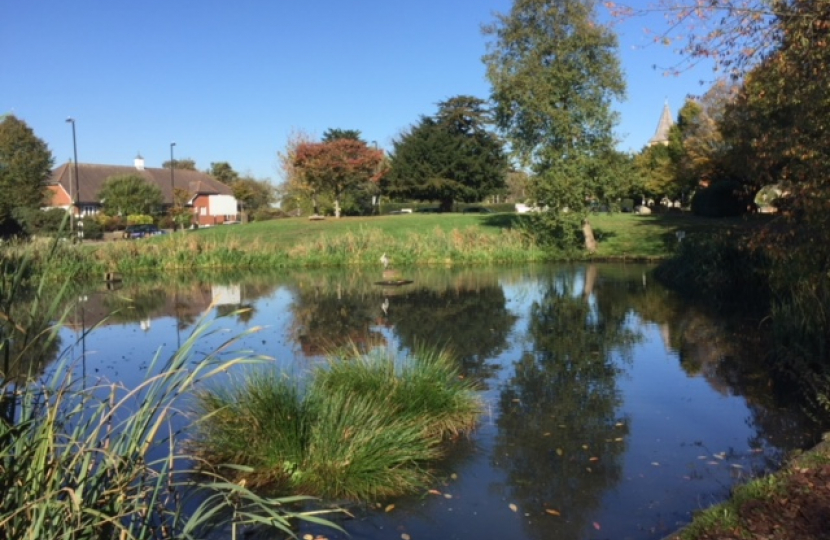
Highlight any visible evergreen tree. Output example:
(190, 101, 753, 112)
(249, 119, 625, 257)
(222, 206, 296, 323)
(0, 115, 54, 229)
(483, 0, 625, 251)
(385, 95, 507, 211)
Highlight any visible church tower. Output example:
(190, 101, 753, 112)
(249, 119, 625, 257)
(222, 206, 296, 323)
(648, 101, 674, 147)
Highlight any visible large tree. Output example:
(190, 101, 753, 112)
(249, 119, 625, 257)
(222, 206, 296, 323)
(385, 95, 508, 212)
(293, 139, 384, 218)
(232, 176, 277, 214)
(98, 174, 164, 217)
(0, 115, 53, 227)
(483, 0, 626, 252)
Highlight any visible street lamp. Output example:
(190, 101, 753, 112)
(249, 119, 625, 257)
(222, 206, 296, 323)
(66, 117, 80, 241)
(170, 142, 176, 230)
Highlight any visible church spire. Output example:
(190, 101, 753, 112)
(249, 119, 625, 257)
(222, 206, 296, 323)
(648, 101, 674, 147)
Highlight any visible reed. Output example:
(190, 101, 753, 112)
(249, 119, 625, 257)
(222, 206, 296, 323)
(0, 237, 339, 539)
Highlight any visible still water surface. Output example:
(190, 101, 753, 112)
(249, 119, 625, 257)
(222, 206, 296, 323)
(55, 263, 824, 540)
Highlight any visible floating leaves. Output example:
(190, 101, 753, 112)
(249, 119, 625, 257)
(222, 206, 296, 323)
(385, 504, 395, 513)
(509, 503, 518, 512)
(545, 508, 561, 516)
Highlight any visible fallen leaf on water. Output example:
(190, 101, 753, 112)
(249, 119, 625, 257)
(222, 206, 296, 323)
(303, 535, 313, 540)
(556, 448, 563, 456)
(509, 503, 518, 512)
(707, 461, 720, 466)
(651, 462, 660, 467)
(545, 509, 561, 516)
(586, 467, 592, 473)
(543, 432, 551, 437)
(589, 457, 599, 462)
(731, 463, 744, 469)
(385, 504, 395, 513)
(451, 473, 457, 479)
(428, 489, 442, 495)
(582, 444, 589, 450)
(615, 422, 624, 427)
(698, 456, 708, 460)
(593, 522, 601, 530)
(401, 534, 411, 540)
(614, 437, 624, 442)
(443, 493, 453, 499)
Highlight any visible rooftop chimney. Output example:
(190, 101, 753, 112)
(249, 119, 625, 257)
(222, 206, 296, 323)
(134, 153, 145, 170)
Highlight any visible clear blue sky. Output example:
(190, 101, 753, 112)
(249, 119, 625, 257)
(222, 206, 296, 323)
(2, 1, 715, 183)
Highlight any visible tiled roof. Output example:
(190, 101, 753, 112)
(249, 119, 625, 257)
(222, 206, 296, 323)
(648, 102, 674, 146)
(49, 163, 233, 205)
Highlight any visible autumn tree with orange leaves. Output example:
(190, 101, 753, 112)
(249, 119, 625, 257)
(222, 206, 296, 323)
(293, 139, 384, 218)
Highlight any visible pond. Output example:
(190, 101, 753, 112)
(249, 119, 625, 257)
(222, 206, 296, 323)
(49, 263, 825, 540)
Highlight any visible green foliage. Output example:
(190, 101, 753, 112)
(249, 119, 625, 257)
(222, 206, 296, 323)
(482, 0, 626, 250)
(0, 238, 339, 539)
(233, 176, 277, 213)
(321, 128, 362, 142)
(99, 175, 164, 217)
(0, 115, 53, 227)
(79, 216, 103, 240)
(690, 180, 751, 217)
(191, 348, 481, 500)
(11, 208, 68, 237)
(251, 207, 287, 222)
(126, 214, 154, 225)
(386, 95, 508, 211)
(161, 157, 197, 170)
(208, 161, 240, 185)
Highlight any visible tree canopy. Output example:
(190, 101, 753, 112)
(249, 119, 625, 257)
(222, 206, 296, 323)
(322, 128, 362, 142)
(0, 115, 53, 227)
(385, 95, 508, 212)
(161, 158, 197, 170)
(293, 138, 384, 218)
(98, 174, 164, 217)
(483, 0, 626, 251)
(208, 162, 240, 185)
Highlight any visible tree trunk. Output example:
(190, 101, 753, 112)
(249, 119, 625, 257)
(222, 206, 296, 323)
(312, 194, 319, 216)
(583, 218, 597, 253)
(334, 194, 341, 218)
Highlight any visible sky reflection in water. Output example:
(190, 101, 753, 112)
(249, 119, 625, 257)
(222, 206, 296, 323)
(56, 264, 824, 540)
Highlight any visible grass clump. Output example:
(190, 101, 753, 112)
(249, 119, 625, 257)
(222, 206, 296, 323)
(191, 348, 481, 501)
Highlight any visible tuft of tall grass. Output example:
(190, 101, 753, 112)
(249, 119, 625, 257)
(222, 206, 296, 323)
(0, 234, 339, 539)
(191, 347, 482, 501)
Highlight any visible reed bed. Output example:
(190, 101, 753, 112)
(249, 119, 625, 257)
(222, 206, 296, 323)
(0, 237, 340, 539)
(190, 347, 482, 501)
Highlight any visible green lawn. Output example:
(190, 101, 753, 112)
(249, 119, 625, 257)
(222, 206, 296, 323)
(187, 211, 766, 260)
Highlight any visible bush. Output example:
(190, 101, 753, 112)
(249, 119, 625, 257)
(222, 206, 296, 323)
(78, 217, 103, 240)
(126, 214, 154, 225)
(12, 208, 68, 237)
(691, 181, 753, 217)
(94, 213, 125, 232)
(251, 207, 288, 222)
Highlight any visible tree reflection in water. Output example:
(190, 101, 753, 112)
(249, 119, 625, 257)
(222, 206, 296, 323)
(493, 265, 640, 539)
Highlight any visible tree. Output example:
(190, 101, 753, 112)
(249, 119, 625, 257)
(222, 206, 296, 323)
(208, 162, 240, 185)
(385, 95, 508, 212)
(232, 176, 276, 214)
(161, 158, 196, 170)
(98, 174, 164, 217)
(277, 128, 317, 215)
(0, 115, 53, 227)
(293, 139, 384, 218)
(322, 128, 362, 142)
(483, 0, 626, 252)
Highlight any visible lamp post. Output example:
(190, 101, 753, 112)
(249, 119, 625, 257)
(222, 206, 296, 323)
(66, 118, 80, 241)
(169, 142, 176, 231)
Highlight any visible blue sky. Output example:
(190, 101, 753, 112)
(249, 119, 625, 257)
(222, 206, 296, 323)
(2, 1, 715, 183)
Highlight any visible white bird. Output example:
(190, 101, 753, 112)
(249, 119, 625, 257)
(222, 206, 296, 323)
(380, 253, 389, 269)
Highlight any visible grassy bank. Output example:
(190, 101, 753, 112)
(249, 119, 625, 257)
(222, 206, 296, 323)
(7, 212, 769, 279)
(190, 348, 481, 501)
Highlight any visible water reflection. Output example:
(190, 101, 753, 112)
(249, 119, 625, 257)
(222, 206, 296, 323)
(25, 263, 827, 540)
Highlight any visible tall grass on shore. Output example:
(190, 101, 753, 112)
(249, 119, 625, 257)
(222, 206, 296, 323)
(0, 237, 339, 539)
(191, 348, 482, 501)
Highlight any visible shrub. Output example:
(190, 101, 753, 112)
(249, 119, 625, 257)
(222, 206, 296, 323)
(251, 207, 287, 222)
(79, 216, 103, 240)
(126, 214, 154, 225)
